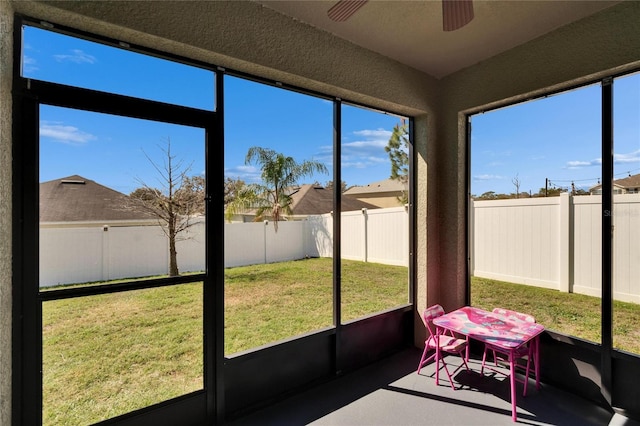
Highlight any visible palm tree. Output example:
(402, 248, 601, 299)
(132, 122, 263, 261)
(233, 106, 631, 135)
(225, 147, 328, 231)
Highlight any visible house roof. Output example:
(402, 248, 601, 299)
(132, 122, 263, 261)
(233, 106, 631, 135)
(612, 174, 640, 189)
(289, 184, 377, 215)
(343, 178, 406, 196)
(40, 175, 156, 222)
(589, 173, 640, 192)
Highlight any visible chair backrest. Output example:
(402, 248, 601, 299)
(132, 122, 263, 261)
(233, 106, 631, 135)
(423, 304, 445, 322)
(492, 307, 535, 323)
(422, 304, 445, 338)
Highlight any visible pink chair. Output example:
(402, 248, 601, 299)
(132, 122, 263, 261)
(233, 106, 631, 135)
(481, 308, 537, 396)
(417, 304, 469, 390)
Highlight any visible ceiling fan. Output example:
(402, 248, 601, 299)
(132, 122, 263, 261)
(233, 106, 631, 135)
(327, 0, 474, 32)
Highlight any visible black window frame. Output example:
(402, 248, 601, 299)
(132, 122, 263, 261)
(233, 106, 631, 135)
(12, 15, 416, 425)
(465, 69, 640, 408)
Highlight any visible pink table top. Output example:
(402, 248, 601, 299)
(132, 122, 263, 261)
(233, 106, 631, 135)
(433, 306, 544, 350)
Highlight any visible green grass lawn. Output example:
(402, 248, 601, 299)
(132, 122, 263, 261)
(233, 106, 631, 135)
(42, 260, 639, 425)
(471, 276, 640, 353)
(43, 258, 408, 425)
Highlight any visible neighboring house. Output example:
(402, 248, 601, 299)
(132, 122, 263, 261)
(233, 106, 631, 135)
(288, 184, 378, 219)
(343, 178, 407, 208)
(40, 175, 156, 225)
(39, 175, 205, 287)
(227, 184, 378, 222)
(589, 173, 640, 195)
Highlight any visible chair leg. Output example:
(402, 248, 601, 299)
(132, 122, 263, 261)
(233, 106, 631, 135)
(481, 346, 488, 374)
(465, 336, 470, 361)
(459, 350, 470, 371)
(534, 336, 541, 390)
(438, 354, 458, 391)
(522, 343, 536, 396)
(417, 346, 435, 374)
(417, 346, 428, 374)
(522, 355, 530, 397)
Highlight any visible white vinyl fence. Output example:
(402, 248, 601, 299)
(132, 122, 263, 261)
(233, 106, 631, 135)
(471, 193, 640, 303)
(40, 207, 409, 287)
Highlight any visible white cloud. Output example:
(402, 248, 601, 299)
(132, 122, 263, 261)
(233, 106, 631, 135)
(22, 56, 38, 73)
(615, 149, 640, 164)
(54, 49, 97, 64)
(343, 140, 387, 149)
(567, 150, 640, 170)
(361, 156, 387, 164)
(566, 158, 601, 169)
(474, 174, 505, 181)
(342, 161, 369, 169)
(224, 165, 261, 182)
(235, 165, 258, 173)
(353, 128, 392, 139)
(40, 122, 96, 145)
(340, 127, 397, 171)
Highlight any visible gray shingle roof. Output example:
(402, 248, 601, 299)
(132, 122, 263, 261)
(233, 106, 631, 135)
(40, 175, 156, 222)
(289, 184, 378, 215)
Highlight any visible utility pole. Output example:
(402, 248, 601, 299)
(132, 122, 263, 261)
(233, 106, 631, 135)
(545, 178, 548, 197)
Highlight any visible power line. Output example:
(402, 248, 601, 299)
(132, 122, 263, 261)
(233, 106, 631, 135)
(548, 167, 640, 185)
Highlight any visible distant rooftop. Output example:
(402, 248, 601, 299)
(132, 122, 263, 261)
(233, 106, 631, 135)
(40, 175, 156, 222)
(590, 173, 640, 192)
(289, 184, 377, 215)
(343, 178, 406, 195)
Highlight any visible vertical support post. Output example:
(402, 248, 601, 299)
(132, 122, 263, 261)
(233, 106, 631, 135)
(264, 220, 268, 265)
(333, 99, 343, 374)
(559, 193, 570, 293)
(102, 225, 110, 281)
(209, 68, 225, 424)
(601, 76, 613, 404)
(361, 208, 368, 263)
(468, 199, 475, 278)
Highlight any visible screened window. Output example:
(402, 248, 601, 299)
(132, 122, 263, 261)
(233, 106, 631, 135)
(23, 25, 214, 110)
(470, 84, 602, 345)
(16, 20, 414, 425)
(340, 104, 410, 323)
(223, 76, 334, 355)
(612, 71, 640, 355)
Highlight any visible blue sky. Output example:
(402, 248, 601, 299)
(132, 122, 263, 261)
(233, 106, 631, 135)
(471, 75, 640, 196)
(24, 26, 402, 195)
(24, 26, 639, 197)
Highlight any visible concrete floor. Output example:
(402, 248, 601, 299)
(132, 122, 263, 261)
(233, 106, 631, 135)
(228, 348, 639, 426)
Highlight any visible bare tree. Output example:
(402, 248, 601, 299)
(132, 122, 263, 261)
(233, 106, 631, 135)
(130, 138, 205, 277)
(512, 173, 521, 199)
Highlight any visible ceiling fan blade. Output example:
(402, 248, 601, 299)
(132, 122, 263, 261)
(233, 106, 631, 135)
(327, 0, 368, 22)
(442, 0, 474, 32)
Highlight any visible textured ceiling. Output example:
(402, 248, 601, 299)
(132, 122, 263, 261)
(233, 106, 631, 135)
(257, 0, 621, 79)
